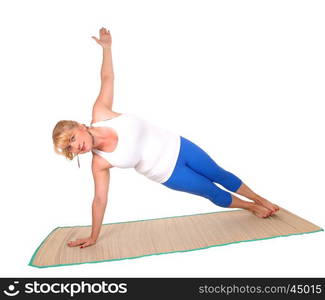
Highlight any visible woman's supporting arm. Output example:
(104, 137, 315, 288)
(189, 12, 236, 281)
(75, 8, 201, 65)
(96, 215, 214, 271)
(90, 162, 110, 241)
(66, 197, 107, 248)
(67, 159, 110, 248)
(90, 199, 108, 241)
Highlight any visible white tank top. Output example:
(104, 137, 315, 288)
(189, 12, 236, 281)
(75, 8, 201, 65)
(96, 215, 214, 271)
(90, 113, 181, 183)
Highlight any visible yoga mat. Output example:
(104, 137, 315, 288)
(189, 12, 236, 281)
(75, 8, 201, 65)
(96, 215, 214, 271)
(29, 207, 323, 268)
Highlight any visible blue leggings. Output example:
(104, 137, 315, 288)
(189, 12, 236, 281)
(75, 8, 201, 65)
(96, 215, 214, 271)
(162, 136, 242, 208)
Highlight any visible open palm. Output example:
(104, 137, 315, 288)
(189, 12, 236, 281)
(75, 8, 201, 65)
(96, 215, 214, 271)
(92, 27, 112, 48)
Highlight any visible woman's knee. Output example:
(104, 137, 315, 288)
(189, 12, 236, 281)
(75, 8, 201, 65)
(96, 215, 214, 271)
(208, 189, 233, 208)
(217, 170, 242, 192)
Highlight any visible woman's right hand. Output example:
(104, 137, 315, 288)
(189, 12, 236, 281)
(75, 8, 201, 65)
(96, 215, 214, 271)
(92, 27, 112, 49)
(67, 236, 97, 249)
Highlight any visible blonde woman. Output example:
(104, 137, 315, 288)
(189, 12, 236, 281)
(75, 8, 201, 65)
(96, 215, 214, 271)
(52, 27, 279, 249)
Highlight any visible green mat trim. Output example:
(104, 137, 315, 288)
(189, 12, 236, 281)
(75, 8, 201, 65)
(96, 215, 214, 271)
(28, 209, 324, 269)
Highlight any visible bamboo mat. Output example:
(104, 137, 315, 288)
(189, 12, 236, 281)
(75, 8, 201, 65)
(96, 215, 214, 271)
(29, 207, 323, 268)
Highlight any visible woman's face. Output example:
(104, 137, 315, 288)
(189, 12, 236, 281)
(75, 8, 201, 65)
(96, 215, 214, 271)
(65, 125, 93, 154)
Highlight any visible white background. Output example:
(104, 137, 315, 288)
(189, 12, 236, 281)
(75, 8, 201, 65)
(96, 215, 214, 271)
(0, 0, 324, 277)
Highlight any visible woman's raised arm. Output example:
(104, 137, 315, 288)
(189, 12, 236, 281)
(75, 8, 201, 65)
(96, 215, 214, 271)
(92, 27, 114, 78)
(92, 27, 115, 111)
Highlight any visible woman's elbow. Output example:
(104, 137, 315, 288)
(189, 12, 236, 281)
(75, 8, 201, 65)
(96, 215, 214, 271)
(93, 197, 107, 205)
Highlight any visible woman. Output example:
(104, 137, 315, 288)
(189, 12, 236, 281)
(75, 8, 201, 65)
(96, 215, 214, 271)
(52, 27, 279, 249)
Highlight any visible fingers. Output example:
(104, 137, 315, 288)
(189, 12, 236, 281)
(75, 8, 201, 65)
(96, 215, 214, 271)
(91, 36, 99, 43)
(67, 238, 95, 249)
(67, 238, 87, 247)
(80, 241, 92, 249)
(100, 27, 110, 35)
(92, 28, 110, 44)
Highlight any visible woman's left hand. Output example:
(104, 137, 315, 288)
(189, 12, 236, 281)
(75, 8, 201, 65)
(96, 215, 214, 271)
(92, 27, 112, 49)
(67, 237, 97, 249)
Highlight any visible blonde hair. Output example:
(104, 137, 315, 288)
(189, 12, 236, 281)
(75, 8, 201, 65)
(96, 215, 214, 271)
(52, 120, 80, 160)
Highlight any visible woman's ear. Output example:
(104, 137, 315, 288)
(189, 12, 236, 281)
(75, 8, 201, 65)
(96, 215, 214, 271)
(81, 124, 88, 130)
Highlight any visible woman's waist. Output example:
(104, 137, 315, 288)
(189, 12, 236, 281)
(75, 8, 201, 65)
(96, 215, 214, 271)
(135, 134, 181, 172)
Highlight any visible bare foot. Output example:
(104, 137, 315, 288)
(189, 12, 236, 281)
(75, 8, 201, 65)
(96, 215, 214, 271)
(254, 196, 280, 215)
(249, 203, 273, 218)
